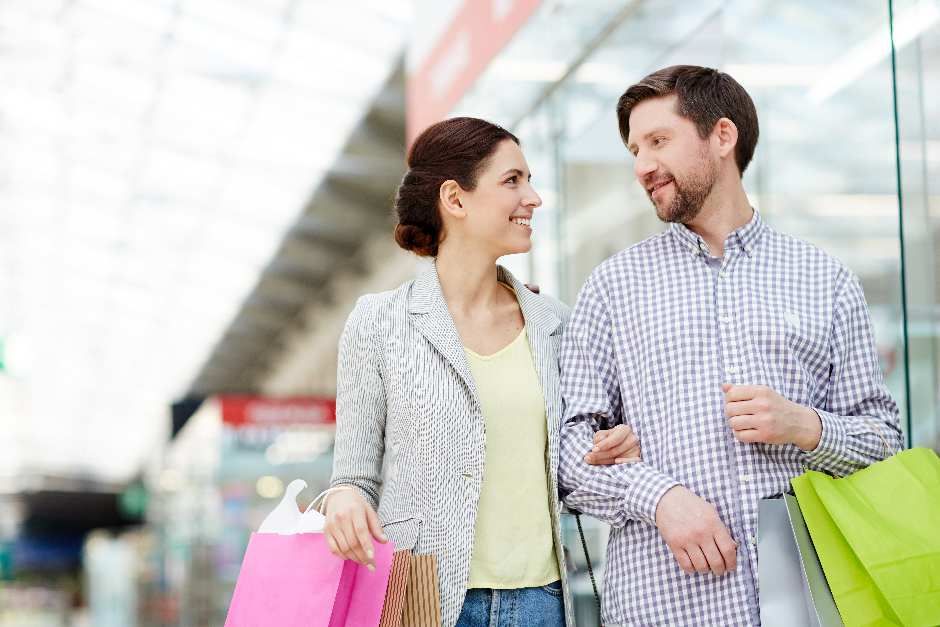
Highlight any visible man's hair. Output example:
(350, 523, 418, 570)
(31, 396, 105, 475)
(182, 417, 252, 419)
(616, 65, 759, 175)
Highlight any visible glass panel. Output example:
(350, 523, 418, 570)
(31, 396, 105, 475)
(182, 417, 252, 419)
(892, 0, 940, 450)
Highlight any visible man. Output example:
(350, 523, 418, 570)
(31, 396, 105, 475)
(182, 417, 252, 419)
(558, 65, 902, 626)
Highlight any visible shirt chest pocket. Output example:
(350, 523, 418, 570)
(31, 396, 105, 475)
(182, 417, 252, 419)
(749, 305, 829, 402)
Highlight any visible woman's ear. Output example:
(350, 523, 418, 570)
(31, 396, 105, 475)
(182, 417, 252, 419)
(439, 180, 466, 219)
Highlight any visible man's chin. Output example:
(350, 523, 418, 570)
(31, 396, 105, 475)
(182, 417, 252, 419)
(653, 201, 676, 223)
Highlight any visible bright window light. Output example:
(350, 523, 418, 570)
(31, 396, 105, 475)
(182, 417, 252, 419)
(0, 0, 406, 482)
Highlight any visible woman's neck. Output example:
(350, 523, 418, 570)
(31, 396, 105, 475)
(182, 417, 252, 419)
(435, 245, 503, 317)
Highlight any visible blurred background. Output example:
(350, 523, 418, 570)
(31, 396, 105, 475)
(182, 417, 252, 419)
(0, 0, 938, 625)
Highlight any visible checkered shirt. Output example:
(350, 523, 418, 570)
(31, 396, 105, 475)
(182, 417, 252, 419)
(558, 210, 902, 626)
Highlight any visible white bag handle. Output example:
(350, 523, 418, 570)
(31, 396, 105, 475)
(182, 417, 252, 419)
(257, 480, 352, 535)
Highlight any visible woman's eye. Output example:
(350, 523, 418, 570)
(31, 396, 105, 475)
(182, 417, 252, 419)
(506, 176, 517, 184)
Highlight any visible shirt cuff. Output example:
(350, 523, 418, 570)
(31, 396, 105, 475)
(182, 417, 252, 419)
(621, 465, 681, 526)
(802, 408, 848, 469)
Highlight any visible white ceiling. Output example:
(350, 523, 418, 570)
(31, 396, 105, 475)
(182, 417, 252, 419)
(0, 0, 409, 482)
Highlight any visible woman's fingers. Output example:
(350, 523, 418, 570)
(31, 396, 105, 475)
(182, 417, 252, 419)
(325, 530, 342, 557)
(352, 511, 376, 569)
(365, 504, 388, 543)
(594, 425, 629, 452)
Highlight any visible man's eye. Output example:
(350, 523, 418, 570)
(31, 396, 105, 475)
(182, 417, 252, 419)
(506, 176, 517, 184)
(653, 137, 666, 146)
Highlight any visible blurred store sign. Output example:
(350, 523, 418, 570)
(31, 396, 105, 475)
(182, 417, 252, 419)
(0, 540, 11, 580)
(118, 482, 148, 518)
(407, 0, 542, 142)
(219, 396, 336, 428)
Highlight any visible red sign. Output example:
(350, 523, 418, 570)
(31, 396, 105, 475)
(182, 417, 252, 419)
(219, 396, 336, 428)
(406, 0, 542, 144)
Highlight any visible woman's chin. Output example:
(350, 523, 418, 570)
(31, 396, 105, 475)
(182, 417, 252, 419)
(503, 240, 532, 256)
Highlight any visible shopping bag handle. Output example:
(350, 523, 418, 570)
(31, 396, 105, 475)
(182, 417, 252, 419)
(306, 485, 357, 514)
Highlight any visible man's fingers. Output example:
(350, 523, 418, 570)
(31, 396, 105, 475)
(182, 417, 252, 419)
(725, 400, 760, 417)
(701, 540, 727, 576)
(728, 415, 758, 432)
(723, 384, 764, 402)
(715, 531, 738, 573)
(365, 505, 387, 543)
(686, 545, 710, 574)
(673, 548, 695, 574)
(725, 385, 768, 403)
(733, 428, 762, 444)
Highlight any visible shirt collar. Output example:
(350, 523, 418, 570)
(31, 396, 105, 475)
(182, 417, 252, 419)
(669, 208, 765, 258)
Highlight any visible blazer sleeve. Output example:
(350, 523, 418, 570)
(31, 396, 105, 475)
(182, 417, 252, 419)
(329, 294, 387, 510)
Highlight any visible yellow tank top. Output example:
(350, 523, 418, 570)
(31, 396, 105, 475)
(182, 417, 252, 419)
(464, 325, 559, 589)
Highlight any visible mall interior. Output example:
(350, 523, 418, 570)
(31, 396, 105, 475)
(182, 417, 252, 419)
(1, 0, 938, 625)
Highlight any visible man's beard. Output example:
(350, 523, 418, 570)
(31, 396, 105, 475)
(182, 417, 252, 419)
(651, 151, 718, 225)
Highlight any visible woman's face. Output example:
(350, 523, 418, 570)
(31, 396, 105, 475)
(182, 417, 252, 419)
(452, 139, 542, 257)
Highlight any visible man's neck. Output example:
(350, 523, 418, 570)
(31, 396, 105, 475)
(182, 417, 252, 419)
(684, 183, 753, 258)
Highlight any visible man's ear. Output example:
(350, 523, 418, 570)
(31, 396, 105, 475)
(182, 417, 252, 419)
(439, 180, 466, 219)
(714, 117, 738, 161)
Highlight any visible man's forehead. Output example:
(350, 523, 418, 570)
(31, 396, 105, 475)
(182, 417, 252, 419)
(628, 95, 681, 142)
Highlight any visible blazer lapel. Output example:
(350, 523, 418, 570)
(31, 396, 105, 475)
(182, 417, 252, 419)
(408, 265, 479, 401)
(498, 266, 563, 434)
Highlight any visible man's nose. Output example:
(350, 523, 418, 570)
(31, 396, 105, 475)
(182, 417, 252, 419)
(634, 152, 657, 180)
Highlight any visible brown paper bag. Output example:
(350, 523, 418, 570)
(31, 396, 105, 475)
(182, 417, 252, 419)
(379, 551, 441, 627)
(379, 550, 412, 627)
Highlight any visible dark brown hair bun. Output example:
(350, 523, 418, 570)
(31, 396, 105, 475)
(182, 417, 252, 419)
(393, 117, 519, 257)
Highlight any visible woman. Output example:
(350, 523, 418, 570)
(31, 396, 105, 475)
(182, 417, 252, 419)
(323, 117, 639, 627)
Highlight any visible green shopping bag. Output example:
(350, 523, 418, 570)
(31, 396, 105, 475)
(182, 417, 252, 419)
(792, 448, 940, 627)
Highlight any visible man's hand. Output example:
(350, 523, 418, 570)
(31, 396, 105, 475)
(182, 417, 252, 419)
(655, 485, 738, 576)
(723, 384, 822, 451)
(584, 424, 641, 465)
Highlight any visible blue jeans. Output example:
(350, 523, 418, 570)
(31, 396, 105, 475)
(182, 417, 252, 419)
(456, 582, 565, 627)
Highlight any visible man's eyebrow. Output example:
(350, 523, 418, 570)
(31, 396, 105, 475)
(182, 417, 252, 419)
(628, 127, 671, 150)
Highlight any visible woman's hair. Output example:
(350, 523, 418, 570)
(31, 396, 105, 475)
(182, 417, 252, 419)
(394, 117, 519, 257)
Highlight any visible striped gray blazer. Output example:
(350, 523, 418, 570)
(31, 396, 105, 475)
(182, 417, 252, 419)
(330, 263, 574, 627)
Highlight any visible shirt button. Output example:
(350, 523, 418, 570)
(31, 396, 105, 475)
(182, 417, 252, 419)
(718, 270, 727, 279)
(726, 365, 739, 374)
(719, 315, 732, 324)
(750, 536, 758, 547)
(740, 474, 751, 483)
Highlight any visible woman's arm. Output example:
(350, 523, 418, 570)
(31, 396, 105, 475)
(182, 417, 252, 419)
(325, 295, 389, 567)
(329, 295, 387, 508)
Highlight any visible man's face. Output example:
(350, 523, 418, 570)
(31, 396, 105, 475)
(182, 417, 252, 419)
(626, 95, 719, 224)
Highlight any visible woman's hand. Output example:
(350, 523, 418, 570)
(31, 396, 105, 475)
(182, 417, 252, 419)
(584, 424, 641, 465)
(323, 488, 387, 570)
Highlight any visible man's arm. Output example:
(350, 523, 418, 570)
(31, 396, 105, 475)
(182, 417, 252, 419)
(724, 273, 903, 476)
(804, 273, 903, 474)
(557, 274, 679, 528)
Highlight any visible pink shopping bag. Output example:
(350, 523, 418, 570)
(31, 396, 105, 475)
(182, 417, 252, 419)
(224, 481, 395, 627)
